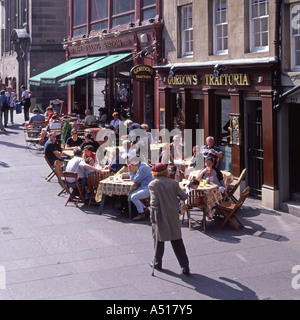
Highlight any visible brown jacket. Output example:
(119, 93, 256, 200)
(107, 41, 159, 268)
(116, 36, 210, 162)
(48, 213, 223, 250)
(149, 176, 188, 242)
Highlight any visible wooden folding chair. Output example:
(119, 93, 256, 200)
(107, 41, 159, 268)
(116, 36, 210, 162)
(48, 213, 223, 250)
(44, 155, 56, 182)
(53, 160, 67, 197)
(87, 171, 102, 206)
(226, 168, 246, 203)
(24, 127, 42, 150)
(186, 189, 207, 231)
(63, 172, 86, 207)
(216, 186, 250, 231)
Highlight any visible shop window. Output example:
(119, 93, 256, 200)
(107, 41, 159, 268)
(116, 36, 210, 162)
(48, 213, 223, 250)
(250, 0, 269, 52)
(90, 0, 108, 31)
(73, 0, 87, 36)
(181, 5, 193, 57)
(291, 4, 300, 70)
(112, 0, 135, 27)
(213, 0, 228, 55)
(142, 0, 156, 21)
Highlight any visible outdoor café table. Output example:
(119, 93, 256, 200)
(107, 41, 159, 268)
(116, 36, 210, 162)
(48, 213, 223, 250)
(62, 148, 75, 158)
(96, 177, 137, 218)
(180, 181, 223, 219)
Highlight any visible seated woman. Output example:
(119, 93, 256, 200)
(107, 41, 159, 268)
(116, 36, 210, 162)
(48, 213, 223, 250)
(197, 157, 228, 198)
(159, 143, 174, 164)
(185, 145, 203, 179)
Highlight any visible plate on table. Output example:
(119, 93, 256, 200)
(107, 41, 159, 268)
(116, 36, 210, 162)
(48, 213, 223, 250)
(123, 179, 132, 182)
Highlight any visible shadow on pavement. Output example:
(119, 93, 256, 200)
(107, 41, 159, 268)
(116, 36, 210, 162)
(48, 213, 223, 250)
(155, 269, 259, 300)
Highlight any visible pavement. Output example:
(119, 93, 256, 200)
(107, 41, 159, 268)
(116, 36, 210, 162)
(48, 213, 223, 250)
(0, 112, 300, 301)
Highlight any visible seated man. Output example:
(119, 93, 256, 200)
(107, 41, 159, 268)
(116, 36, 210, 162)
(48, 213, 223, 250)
(200, 136, 223, 167)
(72, 102, 85, 119)
(29, 108, 45, 124)
(127, 157, 153, 221)
(84, 109, 97, 127)
(83, 145, 96, 163)
(40, 115, 62, 145)
(44, 133, 64, 167)
(65, 129, 83, 148)
(65, 147, 103, 197)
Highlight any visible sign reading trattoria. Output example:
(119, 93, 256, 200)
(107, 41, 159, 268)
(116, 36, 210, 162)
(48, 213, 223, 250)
(205, 74, 251, 86)
(131, 65, 155, 82)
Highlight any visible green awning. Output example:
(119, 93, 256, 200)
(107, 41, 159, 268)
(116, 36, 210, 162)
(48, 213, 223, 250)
(58, 53, 131, 87)
(29, 56, 105, 86)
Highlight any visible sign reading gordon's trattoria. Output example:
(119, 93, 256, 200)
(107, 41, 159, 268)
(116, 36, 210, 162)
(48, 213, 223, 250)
(131, 65, 155, 82)
(164, 73, 250, 87)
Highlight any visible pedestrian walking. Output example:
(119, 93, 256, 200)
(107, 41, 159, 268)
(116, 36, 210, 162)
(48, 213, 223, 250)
(6, 87, 16, 125)
(0, 90, 9, 128)
(0, 95, 5, 132)
(20, 85, 32, 123)
(148, 163, 191, 276)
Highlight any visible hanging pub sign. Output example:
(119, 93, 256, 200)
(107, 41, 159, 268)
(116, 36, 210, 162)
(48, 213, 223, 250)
(131, 65, 155, 82)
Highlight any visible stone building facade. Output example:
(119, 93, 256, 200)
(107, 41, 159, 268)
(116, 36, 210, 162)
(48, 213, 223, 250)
(0, 0, 68, 108)
(155, 0, 300, 209)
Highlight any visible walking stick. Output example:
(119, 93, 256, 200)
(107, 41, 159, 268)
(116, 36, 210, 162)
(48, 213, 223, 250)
(151, 206, 159, 277)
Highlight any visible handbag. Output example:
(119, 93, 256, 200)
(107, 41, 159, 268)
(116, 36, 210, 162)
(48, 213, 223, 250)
(15, 103, 22, 114)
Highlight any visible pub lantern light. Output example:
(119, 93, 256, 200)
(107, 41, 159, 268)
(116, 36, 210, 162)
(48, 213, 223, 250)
(214, 64, 227, 78)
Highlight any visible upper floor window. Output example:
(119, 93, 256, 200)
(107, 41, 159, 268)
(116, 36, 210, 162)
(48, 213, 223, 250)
(73, 0, 87, 36)
(91, 0, 108, 31)
(250, 0, 269, 52)
(213, 0, 228, 55)
(291, 4, 300, 70)
(72, 0, 159, 36)
(142, 0, 156, 21)
(181, 5, 193, 57)
(112, 0, 135, 27)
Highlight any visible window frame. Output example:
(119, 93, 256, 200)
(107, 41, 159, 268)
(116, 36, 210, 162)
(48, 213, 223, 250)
(90, 0, 109, 32)
(250, 0, 269, 52)
(291, 3, 300, 70)
(141, 0, 156, 21)
(181, 4, 193, 58)
(213, 0, 228, 55)
(111, 0, 135, 27)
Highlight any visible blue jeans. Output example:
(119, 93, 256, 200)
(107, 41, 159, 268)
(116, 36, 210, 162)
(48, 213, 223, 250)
(129, 188, 150, 214)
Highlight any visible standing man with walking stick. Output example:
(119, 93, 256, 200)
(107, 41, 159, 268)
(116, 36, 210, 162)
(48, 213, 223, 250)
(149, 163, 191, 276)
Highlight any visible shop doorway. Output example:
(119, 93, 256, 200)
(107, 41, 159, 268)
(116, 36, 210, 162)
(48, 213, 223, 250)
(245, 101, 263, 199)
(185, 99, 204, 147)
(289, 103, 300, 195)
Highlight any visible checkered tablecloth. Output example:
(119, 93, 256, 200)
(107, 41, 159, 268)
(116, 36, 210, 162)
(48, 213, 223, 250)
(95, 178, 137, 202)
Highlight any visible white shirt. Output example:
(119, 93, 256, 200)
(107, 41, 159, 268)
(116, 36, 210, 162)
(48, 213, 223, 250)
(49, 121, 62, 130)
(110, 118, 120, 129)
(66, 156, 86, 182)
(22, 90, 31, 99)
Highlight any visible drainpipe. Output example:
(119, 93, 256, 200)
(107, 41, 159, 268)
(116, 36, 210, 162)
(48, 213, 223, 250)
(273, 0, 283, 110)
